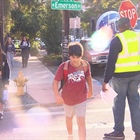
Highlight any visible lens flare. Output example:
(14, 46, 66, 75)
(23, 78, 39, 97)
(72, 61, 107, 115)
(14, 106, 53, 134)
(90, 25, 113, 52)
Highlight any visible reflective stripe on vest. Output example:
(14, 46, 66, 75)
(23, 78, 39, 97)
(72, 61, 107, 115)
(115, 30, 140, 73)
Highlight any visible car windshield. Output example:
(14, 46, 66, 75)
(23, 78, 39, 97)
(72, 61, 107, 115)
(84, 40, 110, 52)
(85, 41, 93, 50)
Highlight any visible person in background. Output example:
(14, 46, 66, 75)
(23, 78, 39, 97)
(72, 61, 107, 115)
(0, 45, 10, 120)
(102, 17, 140, 140)
(4, 37, 15, 69)
(20, 36, 30, 68)
(53, 42, 93, 140)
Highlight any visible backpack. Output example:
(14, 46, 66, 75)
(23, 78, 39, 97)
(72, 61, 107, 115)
(58, 60, 88, 91)
(20, 41, 29, 49)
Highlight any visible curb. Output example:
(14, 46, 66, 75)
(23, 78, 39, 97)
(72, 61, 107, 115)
(4, 97, 97, 112)
(4, 102, 60, 112)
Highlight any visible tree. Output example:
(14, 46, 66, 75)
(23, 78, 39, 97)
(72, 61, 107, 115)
(10, 0, 62, 54)
(41, 0, 62, 54)
(80, 0, 122, 36)
(11, 0, 42, 40)
(3, 0, 16, 39)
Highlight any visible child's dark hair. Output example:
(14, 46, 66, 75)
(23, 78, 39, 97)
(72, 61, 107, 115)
(68, 42, 83, 57)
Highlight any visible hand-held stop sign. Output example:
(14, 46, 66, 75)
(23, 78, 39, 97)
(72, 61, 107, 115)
(119, 0, 138, 28)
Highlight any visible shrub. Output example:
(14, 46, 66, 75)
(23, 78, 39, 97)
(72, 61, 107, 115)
(30, 41, 40, 56)
(43, 54, 62, 66)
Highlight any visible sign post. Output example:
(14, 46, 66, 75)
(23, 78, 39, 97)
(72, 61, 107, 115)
(51, 0, 82, 62)
(118, 0, 138, 28)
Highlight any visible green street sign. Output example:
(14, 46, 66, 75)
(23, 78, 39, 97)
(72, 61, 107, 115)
(51, 0, 82, 11)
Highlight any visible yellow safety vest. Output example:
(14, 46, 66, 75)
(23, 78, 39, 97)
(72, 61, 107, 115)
(115, 30, 140, 73)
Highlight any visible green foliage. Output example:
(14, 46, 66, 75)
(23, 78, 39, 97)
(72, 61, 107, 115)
(30, 41, 40, 56)
(70, 11, 82, 18)
(10, 0, 41, 39)
(43, 54, 62, 66)
(81, 0, 139, 35)
(10, 0, 62, 55)
(83, 0, 139, 21)
(40, 0, 62, 55)
(4, 0, 140, 55)
(3, 0, 15, 37)
(81, 0, 122, 36)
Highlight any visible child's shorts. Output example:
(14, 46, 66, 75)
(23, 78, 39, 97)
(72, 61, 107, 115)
(63, 101, 87, 117)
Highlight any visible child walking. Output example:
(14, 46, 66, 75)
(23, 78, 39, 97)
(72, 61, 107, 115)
(53, 42, 93, 140)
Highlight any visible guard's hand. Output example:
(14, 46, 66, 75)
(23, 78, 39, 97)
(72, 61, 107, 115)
(102, 82, 108, 92)
(55, 94, 64, 105)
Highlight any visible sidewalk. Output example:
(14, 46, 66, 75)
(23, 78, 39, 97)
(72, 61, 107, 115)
(5, 56, 101, 111)
(5, 56, 57, 110)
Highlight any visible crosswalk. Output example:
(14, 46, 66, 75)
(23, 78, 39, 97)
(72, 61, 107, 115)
(12, 105, 131, 132)
(3, 103, 133, 140)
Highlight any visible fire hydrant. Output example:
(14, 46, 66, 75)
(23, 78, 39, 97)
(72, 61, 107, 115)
(13, 71, 28, 96)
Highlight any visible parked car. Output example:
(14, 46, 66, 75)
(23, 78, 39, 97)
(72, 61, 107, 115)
(80, 38, 109, 71)
(13, 40, 21, 55)
(39, 42, 46, 50)
(80, 11, 118, 71)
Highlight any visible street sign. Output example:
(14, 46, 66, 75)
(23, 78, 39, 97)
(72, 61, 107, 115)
(70, 18, 80, 28)
(118, 0, 138, 28)
(51, 0, 82, 11)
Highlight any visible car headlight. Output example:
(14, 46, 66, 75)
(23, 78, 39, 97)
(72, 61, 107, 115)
(92, 56, 98, 62)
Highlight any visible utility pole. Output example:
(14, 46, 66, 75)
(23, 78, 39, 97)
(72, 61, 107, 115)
(62, 10, 69, 62)
(62, 10, 69, 36)
(0, 0, 4, 49)
(51, 0, 82, 62)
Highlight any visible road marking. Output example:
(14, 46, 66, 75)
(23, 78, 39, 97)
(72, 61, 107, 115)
(13, 107, 131, 134)
(13, 121, 131, 133)
(15, 111, 64, 117)
(15, 107, 129, 117)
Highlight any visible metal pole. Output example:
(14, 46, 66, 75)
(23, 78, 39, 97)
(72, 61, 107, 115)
(63, 10, 69, 36)
(62, 10, 69, 62)
(0, 0, 4, 49)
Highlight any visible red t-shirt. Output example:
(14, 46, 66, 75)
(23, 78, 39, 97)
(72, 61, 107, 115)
(54, 61, 91, 105)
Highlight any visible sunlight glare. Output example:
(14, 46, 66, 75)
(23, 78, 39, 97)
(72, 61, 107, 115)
(90, 25, 113, 52)
(15, 106, 52, 133)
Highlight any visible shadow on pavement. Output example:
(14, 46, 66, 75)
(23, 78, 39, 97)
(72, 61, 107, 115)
(103, 137, 125, 140)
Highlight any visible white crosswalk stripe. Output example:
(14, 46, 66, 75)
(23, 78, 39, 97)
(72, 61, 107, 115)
(13, 106, 130, 133)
